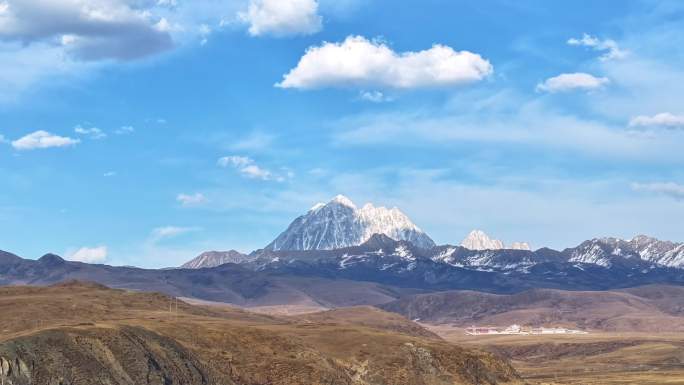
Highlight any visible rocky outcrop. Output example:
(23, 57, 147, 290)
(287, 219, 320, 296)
(0, 326, 227, 385)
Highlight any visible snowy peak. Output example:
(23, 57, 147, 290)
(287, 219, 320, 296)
(330, 194, 356, 208)
(567, 235, 684, 269)
(460, 230, 531, 251)
(265, 195, 435, 251)
(460, 230, 505, 250)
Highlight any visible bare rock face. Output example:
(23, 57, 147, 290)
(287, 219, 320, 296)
(181, 250, 252, 269)
(0, 326, 225, 385)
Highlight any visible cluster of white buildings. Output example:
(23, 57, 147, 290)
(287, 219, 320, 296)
(465, 324, 588, 336)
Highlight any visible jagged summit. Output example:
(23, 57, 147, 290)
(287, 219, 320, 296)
(265, 195, 435, 251)
(460, 230, 531, 251)
(569, 235, 684, 268)
(460, 230, 505, 250)
(331, 194, 356, 208)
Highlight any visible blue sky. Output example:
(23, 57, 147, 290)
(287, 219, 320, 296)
(1, 0, 683, 267)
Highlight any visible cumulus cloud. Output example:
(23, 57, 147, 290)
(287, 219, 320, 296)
(239, 0, 322, 37)
(66, 245, 108, 263)
(629, 113, 684, 129)
(536, 73, 609, 93)
(632, 182, 684, 200)
(0, 0, 173, 61)
(74, 124, 106, 139)
(568, 33, 628, 61)
(276, 35, 493, 89)
(176, 192, 208, 206)
(11, 130, 80, 150)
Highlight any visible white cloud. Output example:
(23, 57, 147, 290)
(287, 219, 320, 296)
(632, 182, 684, 200)
(536, 72, 609, 93)
(276, 35, 493, 89)
(103, 171, 116, 177)
(239, 0, 322, 37)
(177, 192, 208, 206)
(629, 112, 684, 129)
(74, 124, 106, 139)
(66, 246, 108, 263)
(115, 125, 135, 135)
(150, 226, 200, 242)
(0, 0, 173, 61)
(217, 155, 290, 181)
(359, 90, 392, 103)
(11, 130, 80, 150)
(568, 33, 628, 61)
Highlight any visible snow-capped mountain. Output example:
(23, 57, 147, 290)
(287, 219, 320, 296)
(181, 250, 251, 269)
(568, 236, 684, 269)
(461, 230, 504, 250)
(459, 230, 531, 251)
(265, 195, 436, 251)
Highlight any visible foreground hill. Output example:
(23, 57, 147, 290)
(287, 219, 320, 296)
(378, 285, 684, 332)
(0, 282, 521, 385)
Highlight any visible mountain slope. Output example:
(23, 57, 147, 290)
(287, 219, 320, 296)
(378, 285, 684, 332)
(265, 195, 435, 251)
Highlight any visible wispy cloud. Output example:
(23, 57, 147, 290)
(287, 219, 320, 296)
(359, 90, 393, 103)
(536, 73, 609, 93)
(568, 33, 628, 61)
(11, 130, 80, 150)
(277, 35, 493, 89)
(103, 171, 117, 177)
(632, 182, 684, 200)
(217, 155, 290, 181)
(115, 125, 135, 135)
(74, 124, 107, 139)
(150, 226, 201, 242)
(177, 192, 208, 206)
(230, 131, 276, 151)
(629, 113, 684, 129)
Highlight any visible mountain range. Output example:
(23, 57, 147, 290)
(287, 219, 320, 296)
(1, 194, 684, 328)
(182, 195, 684, 272)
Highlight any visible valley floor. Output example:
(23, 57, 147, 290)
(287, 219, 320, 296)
(427, 324, 684, 385)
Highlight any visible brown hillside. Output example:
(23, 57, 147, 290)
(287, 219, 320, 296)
(0, 282, 522, 385)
